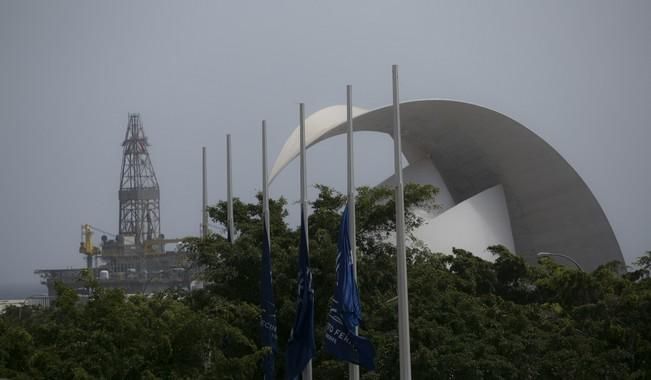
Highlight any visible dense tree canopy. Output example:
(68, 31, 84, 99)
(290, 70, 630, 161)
(1, 184, 650, 379)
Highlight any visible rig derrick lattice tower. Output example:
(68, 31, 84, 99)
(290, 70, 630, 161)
(119, 113, 161, 246)
(36, 113, 194, 297)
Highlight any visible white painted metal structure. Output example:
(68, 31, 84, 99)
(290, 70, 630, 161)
(270, 100, 624, 271)
(391, 65, 412, 380)
(346, 85, 360, 380)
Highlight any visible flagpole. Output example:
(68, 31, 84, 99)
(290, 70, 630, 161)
(392, 64, 412, 380)
(299, 103, 308, 239)
(202, 146, 208, 239)
(226, 134, 234, 243)
(262, 121, 270, 239)
(346, 84, 360, 380)
(261, 120, 275, 380)
(299, 102, 313, 380)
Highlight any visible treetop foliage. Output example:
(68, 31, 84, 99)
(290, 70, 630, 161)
(2, 184, 650, 379)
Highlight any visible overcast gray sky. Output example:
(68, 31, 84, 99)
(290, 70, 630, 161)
(1, 1, 650, 292)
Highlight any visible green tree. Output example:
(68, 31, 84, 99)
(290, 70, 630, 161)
(2, 184, 650, 379)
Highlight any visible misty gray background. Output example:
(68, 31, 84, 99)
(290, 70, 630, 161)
(1, 1, 650, 296)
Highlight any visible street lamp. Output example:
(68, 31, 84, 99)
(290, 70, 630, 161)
(537, 252, 584, 272)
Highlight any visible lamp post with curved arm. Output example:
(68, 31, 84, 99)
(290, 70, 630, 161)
(537, 252, 584, 272)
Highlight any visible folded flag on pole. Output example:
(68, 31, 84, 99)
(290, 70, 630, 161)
(261, 223, 277, 379)
(286, 209, 316, 379)
(324, 205, 375, 370)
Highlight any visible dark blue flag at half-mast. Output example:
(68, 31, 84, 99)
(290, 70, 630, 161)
(261, 223, 277, 379)
(286, 209, 316, 379)
(324, 205, 375, 370)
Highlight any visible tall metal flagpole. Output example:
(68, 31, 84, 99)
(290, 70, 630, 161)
(262, 122, 270, 241)
(261, 120, 274, 380)
(392, 64, 412, 380)
(347, 85, 360, 380)
(226, 134, 234, 242)
(300, 102, 313, 380)
(202, 147, 208, 239)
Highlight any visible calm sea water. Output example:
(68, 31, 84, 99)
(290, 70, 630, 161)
(0, 282, 48, 299)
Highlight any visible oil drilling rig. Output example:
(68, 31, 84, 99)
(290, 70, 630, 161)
(35, 114, 195, 296)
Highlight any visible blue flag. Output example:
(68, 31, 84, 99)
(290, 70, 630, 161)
(324, 205, 375, 370)
(261, 223, 277, 379)
(286, 209, 316, 379)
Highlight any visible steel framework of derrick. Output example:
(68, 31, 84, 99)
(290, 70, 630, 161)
(118, 113, 160, 246)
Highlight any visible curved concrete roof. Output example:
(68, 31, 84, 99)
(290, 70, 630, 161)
(271, 99, 623, 270)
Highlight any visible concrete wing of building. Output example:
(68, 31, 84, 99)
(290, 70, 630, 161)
(270, 99, 624, 271)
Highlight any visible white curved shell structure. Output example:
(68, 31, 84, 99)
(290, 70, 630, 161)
(271, 100, 623, 270)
